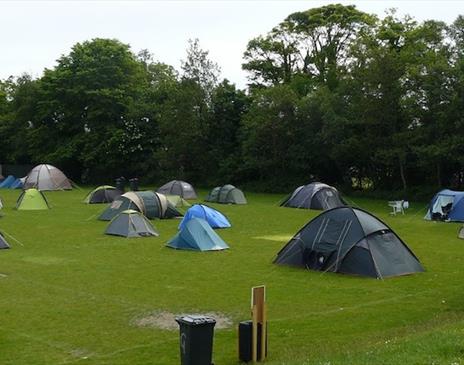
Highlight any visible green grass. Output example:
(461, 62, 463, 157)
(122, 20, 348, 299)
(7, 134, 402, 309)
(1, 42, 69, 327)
(0, 188, 463, 364)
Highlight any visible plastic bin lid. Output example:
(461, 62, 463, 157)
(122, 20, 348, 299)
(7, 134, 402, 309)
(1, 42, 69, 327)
(175, 315, 216, 325)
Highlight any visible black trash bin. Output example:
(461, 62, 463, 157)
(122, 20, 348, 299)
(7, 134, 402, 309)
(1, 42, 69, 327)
(115, 177, 126, 192)
(129, 178, 139, 191)
(175, 315, 216, 365)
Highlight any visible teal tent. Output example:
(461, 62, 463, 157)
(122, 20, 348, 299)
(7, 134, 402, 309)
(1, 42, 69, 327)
(167, 218, 229, 251)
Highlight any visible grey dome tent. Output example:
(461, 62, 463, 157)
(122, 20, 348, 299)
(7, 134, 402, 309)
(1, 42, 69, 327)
(274, 207, 424, 278)
(105, 210, 159, 238)
(280, 182, 345, 210)
(98, 191, 182, 221)
(167, 218, 229, 251)
(0, 232, 10, 249)
(205, 184, 247, 204)
(157, 180, 197, 200)
(84, 186, 121, 204)
(24, 164, 72, 191)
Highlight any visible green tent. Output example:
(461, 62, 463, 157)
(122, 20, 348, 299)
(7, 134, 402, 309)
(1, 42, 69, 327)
(165, 195, 191, 208)
(166, 218, 229, 251)
(16, 188, 50, 210)
(105, 210, 159, 238)
(205, 184, 247, 204)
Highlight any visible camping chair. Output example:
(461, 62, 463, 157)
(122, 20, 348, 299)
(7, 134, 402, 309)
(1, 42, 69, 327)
(388, 200, 408, 215)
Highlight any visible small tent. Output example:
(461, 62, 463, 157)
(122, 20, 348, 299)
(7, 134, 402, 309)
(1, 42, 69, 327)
(105, 210, 159, 238)
(99, 191, 182, 221)
(0, 232, 10, 249)
(205, 184, 247, 204)
(425, 189, 464, 222)
(458, 226, 464, 239)
(16, 189, 50, 210)
(10, 178, 23, 189)
(280, 182, 345, 210)
(274, 206, 424, 278)
(84, 186, 121, 204)
(167, 218, 229, 251)
(23, 164, 72, 191)
(179, 204, 231, 230)
(157, 180, 197, 199)
(166, 195, 191, 208)
(0, 175, 15, 188)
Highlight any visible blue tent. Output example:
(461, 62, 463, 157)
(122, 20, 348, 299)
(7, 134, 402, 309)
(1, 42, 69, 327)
(167, 218, 230, 251)
(178, 204, 231, 230)
(425, 189, 464, 222)
(0, 175, 15, 188)
(10, 178, 23, 189)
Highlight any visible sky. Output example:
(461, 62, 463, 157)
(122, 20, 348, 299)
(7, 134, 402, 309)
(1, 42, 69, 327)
(1, 0, 463, 88)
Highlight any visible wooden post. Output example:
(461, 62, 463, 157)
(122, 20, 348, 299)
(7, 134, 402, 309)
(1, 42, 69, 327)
(251, 285, 267, 362)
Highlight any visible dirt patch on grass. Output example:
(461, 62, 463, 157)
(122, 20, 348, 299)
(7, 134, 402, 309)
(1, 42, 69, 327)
(254, 234, 292, 242)
(133, 311, 233, 331)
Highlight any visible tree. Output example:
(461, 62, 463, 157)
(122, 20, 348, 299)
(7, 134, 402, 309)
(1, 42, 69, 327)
(181, 38, 221, 101)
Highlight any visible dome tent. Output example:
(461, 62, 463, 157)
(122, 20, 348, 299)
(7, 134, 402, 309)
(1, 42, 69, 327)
(105, 210, 159, 238)
(24, 164, 72, 191)
(280, 182, 345, 210)
(0, 175, 15, 188)
(16, 189, 50, 210)
(205, 184, 247, 204)
(274, 207, 424, 279)
(157, 180, 197, 200)
(84, 186, 121, 204)
(0, 232, 10, 249)
(98, 191, 182, 221)
(179, 204, 231, 230)
(425, 189, 464, 222)
(167, 218, 229, 251)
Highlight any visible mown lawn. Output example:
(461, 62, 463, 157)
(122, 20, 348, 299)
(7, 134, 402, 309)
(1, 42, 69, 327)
(0, 188, 463, 365)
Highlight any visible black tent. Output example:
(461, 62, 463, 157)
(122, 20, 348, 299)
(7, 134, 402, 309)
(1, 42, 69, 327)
(0, 232, 10, 249)
(274, 207, 424, 278)
(280, 182, 345, 210)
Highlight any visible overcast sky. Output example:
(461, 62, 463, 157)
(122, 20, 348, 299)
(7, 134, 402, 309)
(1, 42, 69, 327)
(1, 1, 463, 88)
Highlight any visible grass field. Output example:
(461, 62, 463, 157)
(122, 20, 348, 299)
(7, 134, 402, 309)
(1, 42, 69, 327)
(0, 188, 463, 365)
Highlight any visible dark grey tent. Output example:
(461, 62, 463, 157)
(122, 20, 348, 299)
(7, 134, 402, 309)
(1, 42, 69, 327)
(280, 182, 345, 210)
(0, 232, 10, 249)
(205, 184, 247, 204)
(274, 207, 424, 278)
(105, 210, 159, 238)
(157, 180, 197, 200)
(98, 191, 182, 221)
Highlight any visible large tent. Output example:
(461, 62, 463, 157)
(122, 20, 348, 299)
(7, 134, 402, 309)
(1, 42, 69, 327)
(105, 210, 159, 238)
(24, 164, 72, 191)
(84, 186, 121, 204)
(425, 189, 464, 222)
(157, 180, 197, 200)
(167, 218, 229, 251)
(274, 207, 424, 278)
(16, 189, 50, 210)
(0, 232, 10, 249)
(205, 184, 247, 204)
(280, 182, 345, 210)
(98, 191, 182, 221)
(179, 204, 231, 230)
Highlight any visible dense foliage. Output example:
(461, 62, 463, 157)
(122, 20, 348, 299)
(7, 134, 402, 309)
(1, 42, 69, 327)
(1, 6, 464, 194)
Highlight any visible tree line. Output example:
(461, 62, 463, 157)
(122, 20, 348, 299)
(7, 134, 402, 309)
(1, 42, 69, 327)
(1, 4, 463, 196)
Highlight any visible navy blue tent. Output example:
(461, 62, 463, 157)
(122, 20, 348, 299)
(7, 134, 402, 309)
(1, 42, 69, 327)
(178, 204, 231, 230)
(10, 178, 23, 189)
(425, 189, 464, 222)
(167, 218, 229, 251)
(0, 175, 15, 188)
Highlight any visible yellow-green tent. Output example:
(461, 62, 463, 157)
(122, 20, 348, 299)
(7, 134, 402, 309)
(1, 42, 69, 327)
(16, 188, 50, 210)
